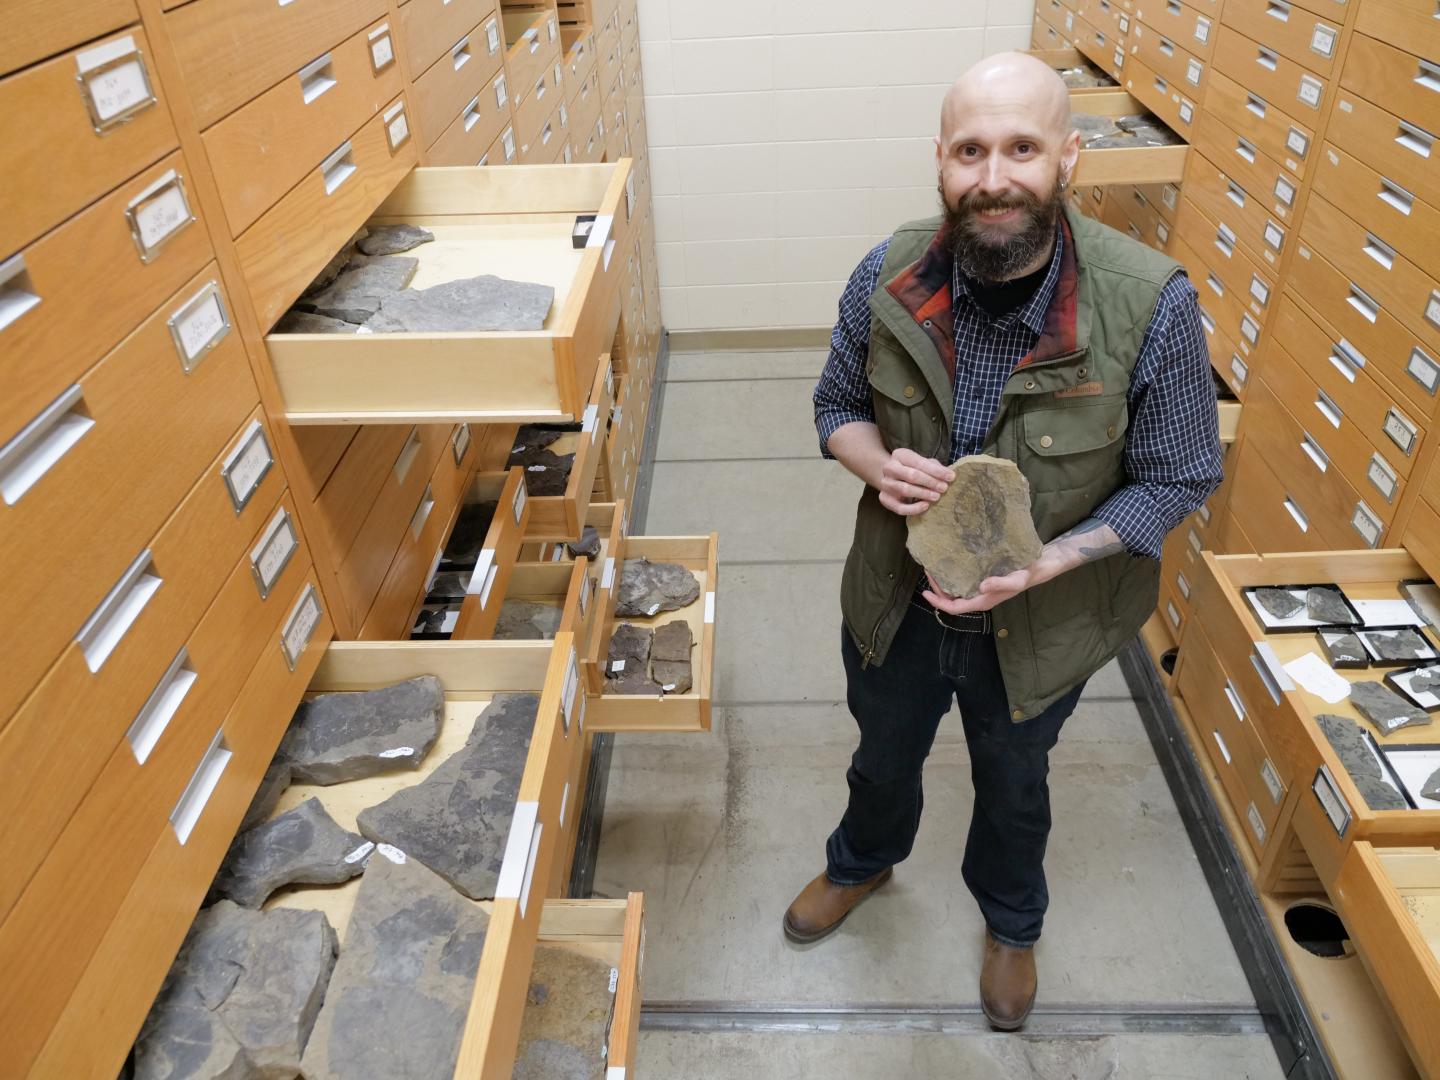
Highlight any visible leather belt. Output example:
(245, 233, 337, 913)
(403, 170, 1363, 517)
(911, 598, 991, 634)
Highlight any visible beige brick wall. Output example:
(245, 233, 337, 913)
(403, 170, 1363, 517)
(637, 0, 1037, 331)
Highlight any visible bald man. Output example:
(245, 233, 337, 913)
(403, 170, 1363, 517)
(795, 53, 1223, 1029)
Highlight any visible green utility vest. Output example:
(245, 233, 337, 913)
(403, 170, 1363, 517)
(840, 205, 1180, 720)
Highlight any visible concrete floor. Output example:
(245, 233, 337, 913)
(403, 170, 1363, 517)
(594, 348, 1286, 1077)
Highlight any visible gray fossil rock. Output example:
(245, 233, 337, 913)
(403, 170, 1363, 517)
(302, 247, 356, 297)
(1307, 587, 1354, 625)
(1315, 714, 1410, 811)
(607, 624, 652, 676)
(512, 945, 613, 1080)
(652, 661, 693, 695)
(363, 274, 553, 333)
(906, 455, 1042, 599)
(510, 427, 565, 460)
(567, 526, 601, 559)
(301, 255, 419, 324)
(495, 600, 564, 640)
(1073, 113, 1121, 143)
(1410, 668, 1440, 695)
(279, 676, 444, 785)
(239, 757, 293, 833)
(358, 224, 435, 256)
(356, 694, 536, 899)
(275, 309, 360, 334)
(1349, 681, 1432, 735)
(616, 558, 701, 618)
(651, 621, 693, 664)
(210, 797, 373, 908)
(1255, 588, 1304, 620)
(1323, 633, 1367, 666)
(1422, 766, 1440, 802)
(133, 902, 337, 1080)
(606, 669, 663, 696)
(520, 450, 576, 497)
(1365, 628, 1433, 662)
(300, 855, 489, 1080)
(428, 570, 473, 603)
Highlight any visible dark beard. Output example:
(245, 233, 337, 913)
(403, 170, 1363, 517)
(940, 175, 1066, 283)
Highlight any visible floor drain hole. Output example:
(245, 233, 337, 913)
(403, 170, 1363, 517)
(1284, 902, 1352, 958)
(1160, 648, 1178, 675)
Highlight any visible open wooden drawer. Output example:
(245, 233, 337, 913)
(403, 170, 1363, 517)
(437, 467, 534, 639)
(1070, 88, 1189, 185)
(265, 634, 609, 1077)
(1028, 46, 1119, 93)
(265, 162, 632, 425)
(1191, 548, 1440, 888)
(1334, 842, 1440, 1077)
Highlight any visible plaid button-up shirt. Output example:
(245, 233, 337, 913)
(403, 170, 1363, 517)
(813, 226, 1223, 559)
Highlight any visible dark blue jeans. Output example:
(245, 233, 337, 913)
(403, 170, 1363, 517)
(826, 598, 1086, 948)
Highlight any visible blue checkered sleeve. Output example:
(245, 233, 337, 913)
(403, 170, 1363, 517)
(1091, 272, 1225, 559)
(813, 240, 891, 459)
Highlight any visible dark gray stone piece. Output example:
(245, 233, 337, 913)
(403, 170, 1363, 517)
(494, 600, 564, 640)
(1307, 587, 1354, 625)
(279, 676, 444, 785)
(652, 660, 692, 695)
(363, 274, 554, 332)
(302, 247, 356, 297)
(1073, 113, 1121, 143)
(607, 624, 652, 676)
(428, 570, 473, 602)
(210, 797, 372, 908)
(358, 224, 435, 256)
(356, 693, 537, 899)
(616, 558, 701, 618)
(239, 757, 293, 833)
(300, 855, 489, 1080)
(1410, 669, 1440, 695)
(1349, 681, 1433, 734)
(1365, 628, 1433, 662)
(512, 945, 612, 1080)
(1255, 587, 1304, 620)
(301, 255, 419, 324)
(1315, 714, 1411, 811)
(443, 500, 499, 569)
(1323, 633, 1367, 666)
(606, 669, 663, 696)
(906, 455, 1042, 599)
(510, 427, 564, 460)
(567, 526, 601, 558)
(651, 620, 693, 663)
(521, 450, 576, 497)
(275, 309, 360, 334)
(133, 902, 337, 1080)
(1422, 766, 1440, 802)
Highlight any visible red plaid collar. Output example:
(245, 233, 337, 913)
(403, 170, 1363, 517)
(884, 214, 1080, 383)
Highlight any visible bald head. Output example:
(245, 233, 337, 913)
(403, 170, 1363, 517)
(940, 52, 1073, 145)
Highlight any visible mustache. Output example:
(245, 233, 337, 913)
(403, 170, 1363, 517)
(954, 188, 1043, 217)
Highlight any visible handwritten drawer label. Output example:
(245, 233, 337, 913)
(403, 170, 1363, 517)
(76, 35, 156, 132)
(1230, 355, 1248, 387)
(125, 170, 195, 262)
(1298, 75, 1323, 109)
(1367, 453, 1398, 503)
(452, 423, 472, 465)
(1188, 528, 1203, 554)
(1176, 571, 1191, 600)
(1249, 276, 1270, 307)
(1195, 16, 1211, 43)
(495, 74, 508, 109)
(1247, 803, 1267, 845)
(486, 18, 501, 54)
(280, 584, 323, 671)
(1115, 46, 1126, 71)
(1166, 601, 1181, 629)
(1286, 127, 1309, 158)
(1351, 501, 1383, 547)
(1240, 314, 1260, 346)
(1157, 221, 1170, 245)
(1274, 176, 1296, 207)
(1261, 759, 1284, 805)
(1408, 347, 1440, 394)
(1383, 408, 1418, 454)
(1313, 765, 1351, 837)
(369, 24, 395, 72)
(1179, 99, 1195, 125)
(513, 482, 527, 524)
(250, 507, 299, 599)
(1310, 24, 1337, 59)
(221, 420, 273, 513)
(1263, 221, 1284, 252)
(1426, 291, 1440, 331)
(384, 101, 409, 152)
(167, 281, 230, 372)
(503, 127, 516, 161)
(1186, 58, 1203, 86)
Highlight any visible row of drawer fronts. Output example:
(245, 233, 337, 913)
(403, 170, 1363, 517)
(2, 0, 136, 80)
(266, 160, 632, 424)
(24, 569, 333, 1079)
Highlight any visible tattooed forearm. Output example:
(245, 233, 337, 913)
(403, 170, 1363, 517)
(1046, 518, 1127, 565)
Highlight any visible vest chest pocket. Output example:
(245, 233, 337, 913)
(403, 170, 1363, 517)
(868, 364, 940, 456)
(1019, 394, 1130, 500)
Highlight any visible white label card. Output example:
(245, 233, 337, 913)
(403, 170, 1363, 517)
(370, 28, 395, 72)
(487, 19, 500, 53)
(452, 423, 471, 465)
(1352, 502, 1383, 547)
(1286, 128, 1309, 158)
(1195, 16, 1211, 43)
(1250, 276, 1270, 306)
(1247, 804, 1267, 845)
(1313, 766, 1351, 838)
(503, 128, 516, 161)
(496, 75, 508, 109)
(1157, 222, 1170, 245)
(1368, 453, 1398, 502)
(1298, 75, 1323, 108)
(1179, 100, 1194, 124)
(384, 102, 409, 151)
(1188, 528, 1203, 554)
(76, 36, 155, 130)
(221, 422, 273, 513)
(1186, 58, 1202, 85)
(168, 282, 230, 371)
(1384, 409, 1418, 453)
(1261, 760, 1284, 805)
(127, 171, 194, 261)
(1425, 292, 1440, 331)
(513, 483, 526, 524)
(1241, 316, 1260, 345)
(1275, 177, 1296, 206)
(1177, 572, 1191, 599)
(281, 585, 322, 670)
(1231, 355, 1248, 387)
(1311, 25, 1337, 58)
(1264, 222, 1284, 252)
(1167, 601, 1181, 629)
(1409, 348, 1440, 393)
(250, 508, 298, 599)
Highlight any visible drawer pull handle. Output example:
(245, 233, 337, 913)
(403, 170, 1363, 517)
(1265, 0, 1291, 19)
(77, 549, 163, 673)
(1282, 495, 1310, 532)
(1418, 59, 1440, 95)
(298, 52, 336, 103)
(525, 27, 541, 53)
(410, 483, 435, 539)
(1154, 75, 1169, 95)
(1167, 0, 1181, 12)
(0, 385, 94, 506)
(1224, 680, 1246, 722)
(1256, 47, 1279, 72)
(1329, 338, 1366, 381)
(1314, 388, 1343, 428)
(128, 648, 197, 765)
(541, 121, 554, 145)
(1363, 231, 1397, 270)
(1226, 181, 1246, 208)
(1250, 644, 1293, 705)
(394, 425, 422, 481)
(1235, 136, 1258, 164)
(452, 36, 472, 71)
(1346, 282, 1381, 322)
(1095, 30, 1106, 46)
(1205, 273, 1225, 297)
(1300, 432, 1330, 472)
(169, 731, 231, 846)
(1132, 189, 1148, 208)
(1197, 305, 1216, 334)
(462, 93, 482, 131)
(1396, 120, 1435, 158)
(1378, 177, 1416, 215)
(1213, 730, 1232, 765)
(535, 75, 547, 101)
(1159, 36, 1175, 57)
(1246, 94, 1268, 119)
(320, 141, 356, 195)
(1214, 224, 1237, 257)
(0, 254, 41, 333)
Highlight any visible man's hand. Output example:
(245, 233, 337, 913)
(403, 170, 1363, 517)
(922, 568, 1034, 614)
(878, 449, 955, 517)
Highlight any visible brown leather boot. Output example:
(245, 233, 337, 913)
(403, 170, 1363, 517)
(979, 932, 1037, 1031)
(782, 868, 892, 944)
